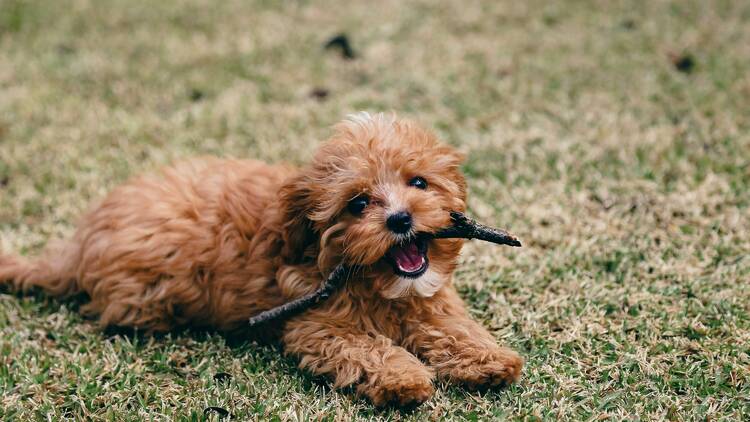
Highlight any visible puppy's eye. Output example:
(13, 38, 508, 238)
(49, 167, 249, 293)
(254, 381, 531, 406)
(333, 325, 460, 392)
(408, 176, 428, 190)
(347, 195, 369, 216)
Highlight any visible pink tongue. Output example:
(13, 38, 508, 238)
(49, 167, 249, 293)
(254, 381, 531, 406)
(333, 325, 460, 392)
(391, 242, 424, 272)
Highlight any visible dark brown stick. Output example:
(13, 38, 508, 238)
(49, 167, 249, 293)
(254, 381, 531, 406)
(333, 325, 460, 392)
(247, 211, 520, 327)
(248, 264, 352, 328)
(432, 212, 521, 247)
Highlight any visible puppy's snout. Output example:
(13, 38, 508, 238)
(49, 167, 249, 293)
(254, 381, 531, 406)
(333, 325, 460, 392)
(386, 211, 412, 234)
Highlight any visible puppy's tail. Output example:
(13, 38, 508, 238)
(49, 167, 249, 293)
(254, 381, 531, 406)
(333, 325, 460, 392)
(0, 240, 81, 297)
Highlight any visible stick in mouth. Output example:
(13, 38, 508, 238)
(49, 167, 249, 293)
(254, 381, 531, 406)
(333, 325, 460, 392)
(432, 211, 521, 247)
(248, 211, 521, 328)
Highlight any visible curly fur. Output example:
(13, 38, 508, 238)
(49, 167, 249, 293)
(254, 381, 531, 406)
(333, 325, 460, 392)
(0, 112, 523, 406)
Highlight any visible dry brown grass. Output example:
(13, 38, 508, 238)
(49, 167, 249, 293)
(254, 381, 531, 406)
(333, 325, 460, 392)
(1, 0, 749, 420)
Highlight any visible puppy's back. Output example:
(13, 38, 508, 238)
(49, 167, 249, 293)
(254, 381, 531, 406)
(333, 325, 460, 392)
(1, 158, 293, 332)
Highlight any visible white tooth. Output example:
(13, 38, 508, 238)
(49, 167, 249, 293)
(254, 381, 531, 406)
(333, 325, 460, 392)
(398, 255, 425, 273)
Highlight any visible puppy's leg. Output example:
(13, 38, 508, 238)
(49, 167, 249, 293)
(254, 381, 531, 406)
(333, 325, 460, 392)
(283, 314, 434, 407)
(403, 288, 523, 389)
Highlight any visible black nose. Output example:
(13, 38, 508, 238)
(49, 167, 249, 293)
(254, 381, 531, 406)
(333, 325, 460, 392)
(386, 211, 412, 234)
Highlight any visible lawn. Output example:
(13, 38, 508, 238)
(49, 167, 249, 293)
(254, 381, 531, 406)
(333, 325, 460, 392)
(1, 0, 749, 420)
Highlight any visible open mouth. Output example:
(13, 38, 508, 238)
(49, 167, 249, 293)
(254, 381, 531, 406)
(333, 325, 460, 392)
(385, 236, 429, 278)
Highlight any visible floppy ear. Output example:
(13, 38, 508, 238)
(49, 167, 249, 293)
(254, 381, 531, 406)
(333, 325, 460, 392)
(278, 172, 317, 263)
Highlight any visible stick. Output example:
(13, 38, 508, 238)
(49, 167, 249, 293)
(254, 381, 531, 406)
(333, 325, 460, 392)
(248, 264, 352, 328)
(248, 211, 520, 327)
(432, 212, 521, 247)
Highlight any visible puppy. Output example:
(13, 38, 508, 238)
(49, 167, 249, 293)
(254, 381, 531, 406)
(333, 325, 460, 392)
(0, 112, 523, 407)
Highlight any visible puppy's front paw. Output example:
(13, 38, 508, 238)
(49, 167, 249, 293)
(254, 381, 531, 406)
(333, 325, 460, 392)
(443, 347, 523, 390)
(358, 365, 435, 408)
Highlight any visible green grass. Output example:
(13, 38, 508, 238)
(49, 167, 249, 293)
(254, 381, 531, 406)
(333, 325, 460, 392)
(1, 0, 749, 420)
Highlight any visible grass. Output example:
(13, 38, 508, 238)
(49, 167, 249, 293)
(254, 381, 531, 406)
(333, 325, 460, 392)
(1, 0, 749, 419)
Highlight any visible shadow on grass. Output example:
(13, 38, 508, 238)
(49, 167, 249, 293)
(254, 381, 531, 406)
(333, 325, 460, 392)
(1, 287, 520, 416)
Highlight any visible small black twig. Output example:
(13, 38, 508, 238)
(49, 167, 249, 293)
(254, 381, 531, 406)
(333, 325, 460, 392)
(247, 212, 520, 328)
(324, 34, 356, 59)
(432, 212, 521, 247)
(248, 264, 352, 328)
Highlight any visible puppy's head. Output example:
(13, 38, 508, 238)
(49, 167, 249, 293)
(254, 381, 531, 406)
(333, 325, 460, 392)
(280, 112, 467, 298)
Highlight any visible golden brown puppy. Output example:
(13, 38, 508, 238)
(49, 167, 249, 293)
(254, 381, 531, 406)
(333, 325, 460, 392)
(0, 112, 522, 407)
